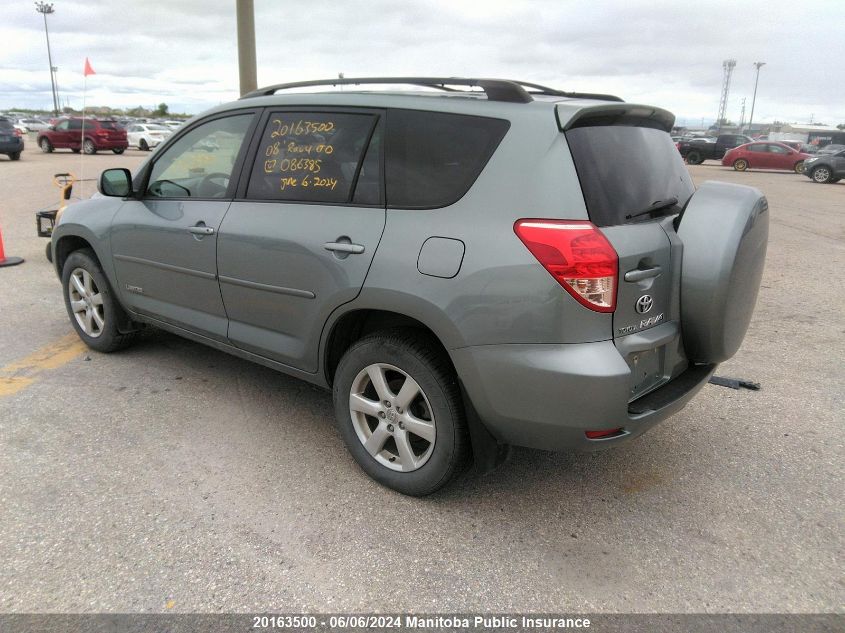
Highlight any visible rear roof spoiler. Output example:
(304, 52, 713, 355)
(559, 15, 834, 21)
(557, 103, 675, 133)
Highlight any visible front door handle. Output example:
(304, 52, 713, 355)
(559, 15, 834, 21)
(188, 223, 215, 236)
(323, 241, 365, 255)
(624, 265, 662, 282)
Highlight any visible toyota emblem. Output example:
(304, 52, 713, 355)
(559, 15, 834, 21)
(635, 295, 654, 314)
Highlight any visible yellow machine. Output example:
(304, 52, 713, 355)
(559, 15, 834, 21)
(36, 173, 76, 262)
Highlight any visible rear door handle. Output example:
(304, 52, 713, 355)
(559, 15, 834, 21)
(188, 223, 214, 236)
(624, 265, 662, 282)
(323, 242, 365, 254)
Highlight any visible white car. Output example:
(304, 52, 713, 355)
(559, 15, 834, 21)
(17, 118, 50, 132)
(126, 123, 172, 151)
(162, 120, 184, 131)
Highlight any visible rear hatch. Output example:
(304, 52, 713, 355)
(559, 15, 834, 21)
(97, 120, 126, 140)
(561, 105, 695, 399)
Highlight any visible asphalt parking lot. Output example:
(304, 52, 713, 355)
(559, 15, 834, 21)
(0, 139, 842, 613)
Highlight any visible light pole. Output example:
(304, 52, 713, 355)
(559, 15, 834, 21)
(235, 0, 257, 96)
(35, 2, 59, 116)
(747, 61, 766, 134)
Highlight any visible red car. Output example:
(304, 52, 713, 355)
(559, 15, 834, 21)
(37, 117, 127, 155)
(722, 141, 810, 173)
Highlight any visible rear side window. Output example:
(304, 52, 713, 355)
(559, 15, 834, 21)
(246, 112, 378, 204)
(385, 110, 509, 209)
(565, 125, 695, 227)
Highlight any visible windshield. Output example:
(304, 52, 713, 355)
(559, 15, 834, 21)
(566, 125, 695, 227)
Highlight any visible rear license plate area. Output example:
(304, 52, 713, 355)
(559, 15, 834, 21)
(626, 345, 667, 401)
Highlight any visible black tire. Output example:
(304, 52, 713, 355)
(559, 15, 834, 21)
(112, 148, 125, 154)
(332, 330, 469, 496)
(40, 137, 53, 153)
(45, 242, 53, 262)
(686, 151, 703, 165)
(71, 148, 80, 154)
(82, 139, 97, 155)
(61, 248, 137, 353)
(811, 166, 832, 183)
(733, 158, 748, 171)
(139, 139, 149, 151)
(9, 152, 21, 161)
(793, 161, 805, 174)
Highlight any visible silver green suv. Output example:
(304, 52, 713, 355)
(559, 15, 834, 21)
(52, 77, 769, 495)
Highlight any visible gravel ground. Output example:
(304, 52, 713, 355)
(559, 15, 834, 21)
(0, 141, 842, 613)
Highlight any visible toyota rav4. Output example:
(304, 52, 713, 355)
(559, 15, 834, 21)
(50, 77, 769, 495)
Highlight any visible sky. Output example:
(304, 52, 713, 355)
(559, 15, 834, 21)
(1, 0, 843, 127)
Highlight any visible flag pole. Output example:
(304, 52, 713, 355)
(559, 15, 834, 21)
(80, 71, 86, 189)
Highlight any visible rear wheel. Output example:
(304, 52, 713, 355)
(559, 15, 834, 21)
(9, 152, 20, 161)
(332, 330, 469, 496)
(61, 249, 137, 353)
(733, 158, 748, 171)
(71, 148, 80, 154)
(112, 148, 125, 154)
(83, 139, 97, 155)
(40, 138, 53, 153)
(139, 139, 149, 151)
(793, 161, 805, 174)
(686, 151, 703, 165)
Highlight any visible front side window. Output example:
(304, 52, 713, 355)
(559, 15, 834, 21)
(146, 113, 253, 199)
(246, 112, 378, 204)
(66, 120, 80, 131)
(748, 143, 766, 153)
(767, 144, 789, 154)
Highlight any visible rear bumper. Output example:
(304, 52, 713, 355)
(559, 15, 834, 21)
(0, 139, 24, 153)
(451, 340, 715, 451)
(93, 138, 128, 150)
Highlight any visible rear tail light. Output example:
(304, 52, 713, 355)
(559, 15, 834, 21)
(514, 219, 618, 312)
(96, 129, 109, 137)
(13, 129, 22, 137)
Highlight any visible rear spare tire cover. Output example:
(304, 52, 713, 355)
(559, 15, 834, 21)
(677, 181, 769, 364)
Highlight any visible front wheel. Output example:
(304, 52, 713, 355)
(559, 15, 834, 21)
(794, 161, 805, 174)
(139, 139, 149, 151)
(733, 158, 748, 171)
(61, 249, 137, 353)
(686, 151, 703, 165)
(40, 138, 53, 153)
(82, 139, 96, 155)
(811, 166, 832, 183)
(332, 331, 469, 496)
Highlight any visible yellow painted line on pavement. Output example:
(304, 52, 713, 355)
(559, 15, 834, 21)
(0, 333, 87, 397)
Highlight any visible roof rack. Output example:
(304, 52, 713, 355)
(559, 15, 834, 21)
(240, 77, 623, 104)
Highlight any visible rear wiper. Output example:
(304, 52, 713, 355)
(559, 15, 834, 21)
(625, 197, 679, 221)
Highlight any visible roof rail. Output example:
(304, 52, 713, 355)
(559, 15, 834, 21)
(509, 80, 624, 103)
(241, 77, 535, 103)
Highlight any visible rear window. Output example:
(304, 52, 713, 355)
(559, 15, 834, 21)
(565, 125, 694, 227)
(385, 110, 509, 209)
(98, 120, 119, 129)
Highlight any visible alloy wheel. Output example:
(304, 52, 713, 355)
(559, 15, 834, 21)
(348, 363, 436, 472)
(812, 167, 831, 183)
(68, 267, 105, 338)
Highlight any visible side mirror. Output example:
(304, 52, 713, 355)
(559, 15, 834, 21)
(99, 168, 133, 197)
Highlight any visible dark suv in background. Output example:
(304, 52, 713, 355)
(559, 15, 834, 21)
(51, 77, 769, 495)
(37, 117, 127, 155)
(0, 116, 24, 160)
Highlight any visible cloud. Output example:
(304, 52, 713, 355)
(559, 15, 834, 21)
(1, 0, 842, 125)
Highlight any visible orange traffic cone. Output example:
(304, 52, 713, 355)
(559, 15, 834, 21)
(0, 227, 24, 267)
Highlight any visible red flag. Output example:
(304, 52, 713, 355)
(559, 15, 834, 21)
(83, 58, 96, 77)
